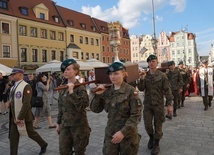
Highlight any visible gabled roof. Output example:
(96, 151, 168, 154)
(57, 5, 99, 33)
(67, 43, 81, 49)
(91, 17, 108, 34)
(0, 0, 64, 27)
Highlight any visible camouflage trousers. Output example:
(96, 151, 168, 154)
(143, 104, 165, 139)
(103, 134, 141, 155)
(178, 85, 188, 105)
(59, 125, 90, 155)
(172, 90, 179, 110)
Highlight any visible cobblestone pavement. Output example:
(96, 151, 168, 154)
(0, 93, 214, 155)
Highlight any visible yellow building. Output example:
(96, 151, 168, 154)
(0, 13, 18, 67)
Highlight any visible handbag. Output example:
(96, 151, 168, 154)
(31, 96, 44, 107)
(31, 82, 44, 108)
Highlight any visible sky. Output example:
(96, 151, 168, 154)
(54, 0, 214, 57)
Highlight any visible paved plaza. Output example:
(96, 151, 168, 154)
(0, 93, 214, 155)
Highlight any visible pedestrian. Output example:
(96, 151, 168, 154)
(0, 72, 8, 114)
(86, 70, 97, 110)
(193, 68, 200, 95)
(26, 73, 37, 107)
(90, 62, 143, 155)
(7, 68, 48, 155)
(178, 60, 191, 107)
(165, 61, 183, 119)
(33, 73, 56, 129)
(138, 55, 173, 155)
(198, 59, 214, 110)
(56, 58, 91, 155)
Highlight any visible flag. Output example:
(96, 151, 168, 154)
(139, 47, 148, 55)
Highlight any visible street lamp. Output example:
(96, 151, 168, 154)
(108, 21, 121, 63)
(151, 0, 157, 56)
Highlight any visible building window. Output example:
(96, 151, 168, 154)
(92, 53, 94, 59)
(67, 20, 74, 26)
(70, 34, 74, 42)
(20, 7, 28, 15)
(91, 26, 96, 31)
(51, 50, 56, 60)
(0, 1, 8, 9)
(30, 27, 37, 37)
(91, 38, 94, 45)
(103, 57, 106, 63)
(73, 52, 78, 59)
(3, 45, 10, 57)
(58, 32, 64, 41)
(101, 26, 105, 31)
(54, 17, 59, 23)
(102, 46, 105, 52)
(60, 51, 64, 62)
(80, 23, 86, 29)
(177, 50, 180, 54)
(42, 50, 47, 62)
(2, 22, 9, 34)
(19, 25, 27, 36)
(40, 13, 45, 20)
(85, 37, 88, 44)
(21, 48, 27, 62)
(102, 36, 105, 41)
(86, 52, 89, 60)
(96, 54, 99, 60)
(41, 29, 47, 39)
(80, 36, 83, 44)
(188, 49, 192, 53)
(32, 49, 38, 62)
(96, 39, 99, 46)
(81, 52, 83, 59)
(50, 30, 56, 40)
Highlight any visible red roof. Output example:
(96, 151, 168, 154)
(57, 5, 99, 33)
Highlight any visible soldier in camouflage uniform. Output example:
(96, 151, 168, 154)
(166, 61, 183, 119)
(56, 59, 91, 155)
(138, 55, 173, 155)
(178, 60, 191, 107)
(90, 62, 142, 155)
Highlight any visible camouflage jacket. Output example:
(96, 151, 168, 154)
(178, 68, 191, 85)
(167, 67, 183, 91)
(138, 70, 173, 106)
(57, 80, 90, 128)
(90, 82, 142, 137)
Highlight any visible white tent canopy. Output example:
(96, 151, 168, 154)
(86, 59, 108, 67)
(36, 59, 93, 73)
(0, 64, 12, 76)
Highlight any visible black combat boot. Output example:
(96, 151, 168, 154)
(209, 102, 212, 107)
(148, 134, 154, 149)
(178, 101, 180, 108)
(173, 109, 177, 117)
(151, 139, 160, 155)
(181, 101, 184, 107)
(39, 143, 48, 155)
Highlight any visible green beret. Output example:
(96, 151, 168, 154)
(178, 60, 183, 65)
(106, 62, 125, 75)
(168, 61, 175, 66)
(60, 59, 77, 72)
(147, 54, 157, 62)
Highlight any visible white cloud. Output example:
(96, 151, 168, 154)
(81, 0, 165, 29)
(81, 0, 186, 30)
(169, 0, 186, 12)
